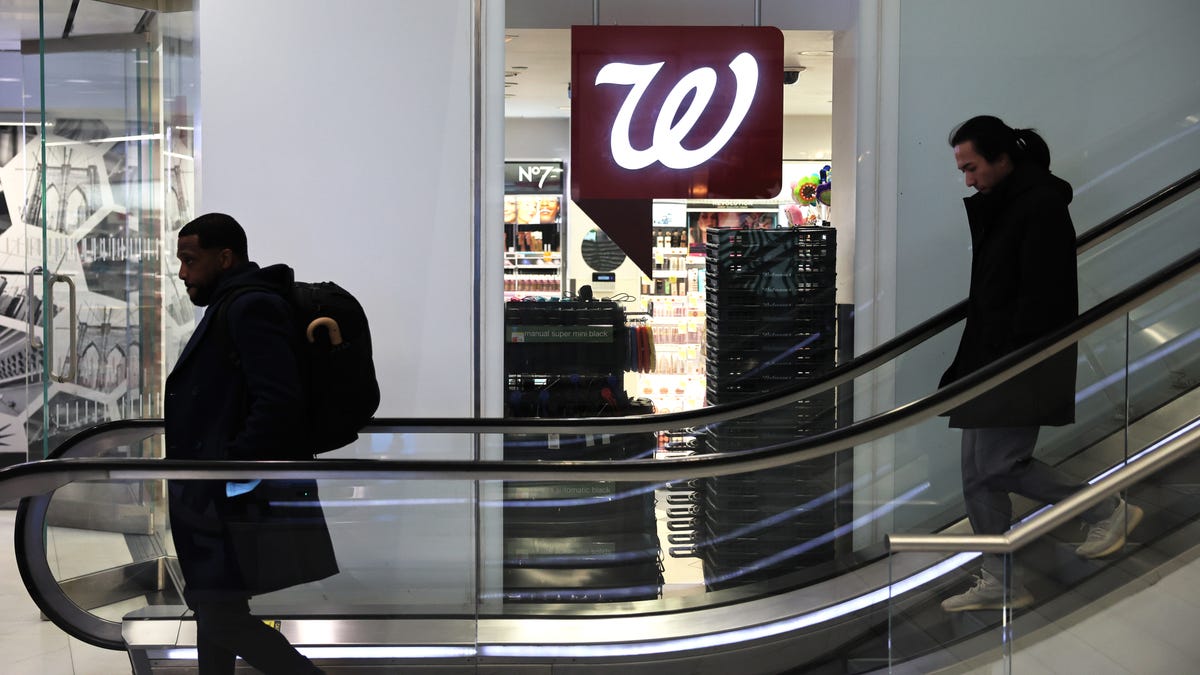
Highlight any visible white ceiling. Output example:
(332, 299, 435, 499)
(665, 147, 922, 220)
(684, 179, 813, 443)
(504, 28, 834, 119)
(0, 0, 149, 49)
(1, 3, 835, 121)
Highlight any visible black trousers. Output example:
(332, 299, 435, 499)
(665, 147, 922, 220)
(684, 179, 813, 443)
(960, 426, 1115, 573)
(195, 596, 321, 675)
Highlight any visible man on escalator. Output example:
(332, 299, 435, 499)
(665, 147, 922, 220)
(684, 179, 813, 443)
(938, 116, 1143, 612)
(167, 213, 335, 673)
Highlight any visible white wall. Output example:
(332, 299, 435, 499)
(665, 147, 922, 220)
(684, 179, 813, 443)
(505, 117, 568, 161)
(894, 0, 1200, 337)
(197, 0, 484, 421)
(853, 0, 1200, 530)
(782, 114, 833, 160)
(196, 0, 504, 611)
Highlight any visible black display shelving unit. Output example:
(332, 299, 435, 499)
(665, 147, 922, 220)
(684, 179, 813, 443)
(502, 300, 663, 602)
(699, 227, 840, 590)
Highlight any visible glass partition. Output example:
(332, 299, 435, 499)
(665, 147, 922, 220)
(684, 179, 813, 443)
(31, 6, 151, 457)
(14, 252, 1194, 669)
(885, 271, 1200, 672)
(881, 181, 1200, 542)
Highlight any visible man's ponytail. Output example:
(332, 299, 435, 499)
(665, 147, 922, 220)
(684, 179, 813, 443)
(1013, 128, 1051, 170)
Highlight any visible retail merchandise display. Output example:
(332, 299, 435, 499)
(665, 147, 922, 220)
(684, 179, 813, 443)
(502, 299, 663, 602)
(504, 161, 565, 298)
(784, 164, 832, 227)
(632, 296, 706, 414)
(502, 160, 841, 597)
(642, 222, 703, 298)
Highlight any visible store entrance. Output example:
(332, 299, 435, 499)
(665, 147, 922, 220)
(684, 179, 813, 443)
(498, 15, 854, 599)
(502, 27, 841, 417)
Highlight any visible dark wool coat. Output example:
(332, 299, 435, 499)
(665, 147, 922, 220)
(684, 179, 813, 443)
(165, 262, 338, 605)
(939, 164, 1079, 428)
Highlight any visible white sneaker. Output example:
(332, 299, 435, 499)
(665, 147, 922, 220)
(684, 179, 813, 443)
(1076, 498, 1144, 559)
(941, 569, 1034, 612)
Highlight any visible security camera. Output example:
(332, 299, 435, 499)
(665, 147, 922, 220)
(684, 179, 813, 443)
(783, 65, 807, 85)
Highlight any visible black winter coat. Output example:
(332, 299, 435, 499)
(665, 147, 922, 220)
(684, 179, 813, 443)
(939, 165, 1079, 428)
(165, 262, 338, 605)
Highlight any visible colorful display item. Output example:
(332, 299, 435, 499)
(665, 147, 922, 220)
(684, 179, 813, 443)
(793, 175, 820, 206)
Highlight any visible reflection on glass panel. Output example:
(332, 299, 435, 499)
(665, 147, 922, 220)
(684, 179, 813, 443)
(0, 0, 201, 463)
(1125, 276, 1200, 453)
(44, 430, 168, 622)
(159, 6, 198, 377)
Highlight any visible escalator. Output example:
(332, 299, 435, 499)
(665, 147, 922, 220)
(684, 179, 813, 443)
(3, 169, 1199, 673)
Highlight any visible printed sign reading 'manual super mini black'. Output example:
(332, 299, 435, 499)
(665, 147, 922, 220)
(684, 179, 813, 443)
(570, 25, 783, 275)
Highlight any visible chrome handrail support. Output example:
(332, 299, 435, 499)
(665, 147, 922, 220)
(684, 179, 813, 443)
(887, 415, 1200, 554)
(48, 273, 78, 383)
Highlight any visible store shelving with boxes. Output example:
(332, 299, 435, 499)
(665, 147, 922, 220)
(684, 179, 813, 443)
(625, 203, 707, 413)
(642, 222, 702, 298)
(504, 249, 562, 295)
(630, 295, 707, 414)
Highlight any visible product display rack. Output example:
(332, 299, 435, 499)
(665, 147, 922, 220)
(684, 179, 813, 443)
(641, 223, 703, 298)
(504, 161, 565, 299)
(698, 226, 840, 590)
(631, 296, 706, 414)
(504, 250, 562, 295)
(502, 300, 663, 602)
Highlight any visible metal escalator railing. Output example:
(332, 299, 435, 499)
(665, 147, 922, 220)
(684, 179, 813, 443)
(889, 416, 1200, 554)
(7, 167, 1198, 666)
(7, 241, 1199, 663)
(6, 244, 1198, 495)
(46, 167, 1200, 446)
(880, 420, 1200, 673)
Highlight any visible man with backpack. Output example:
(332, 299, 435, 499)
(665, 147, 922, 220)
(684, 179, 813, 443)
(167, 212, 335, 675)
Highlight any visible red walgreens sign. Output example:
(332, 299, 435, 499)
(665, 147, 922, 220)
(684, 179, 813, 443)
(571, 25, 783, 273)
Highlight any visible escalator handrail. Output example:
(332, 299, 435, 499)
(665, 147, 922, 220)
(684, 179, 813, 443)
(8, 243, 1199, 655)
(1076, 167, 1200, 252)
(888, 413, 1200, 554)
(47, 168, 1200, 452)
(5, 244, 1197, 503)
(10, 194, 1200, 655)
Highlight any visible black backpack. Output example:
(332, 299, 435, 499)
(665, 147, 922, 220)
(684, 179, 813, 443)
(217, 280, 380, 455)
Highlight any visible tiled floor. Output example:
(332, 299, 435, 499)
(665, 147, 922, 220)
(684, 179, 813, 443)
(0, 510, 133, 674)
(927, 543, 1200, 675)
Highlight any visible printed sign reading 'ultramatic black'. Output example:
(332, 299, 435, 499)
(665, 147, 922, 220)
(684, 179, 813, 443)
(570, 25, 784, 274)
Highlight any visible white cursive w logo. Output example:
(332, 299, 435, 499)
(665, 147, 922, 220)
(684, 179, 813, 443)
(595, 52, 759, 171)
